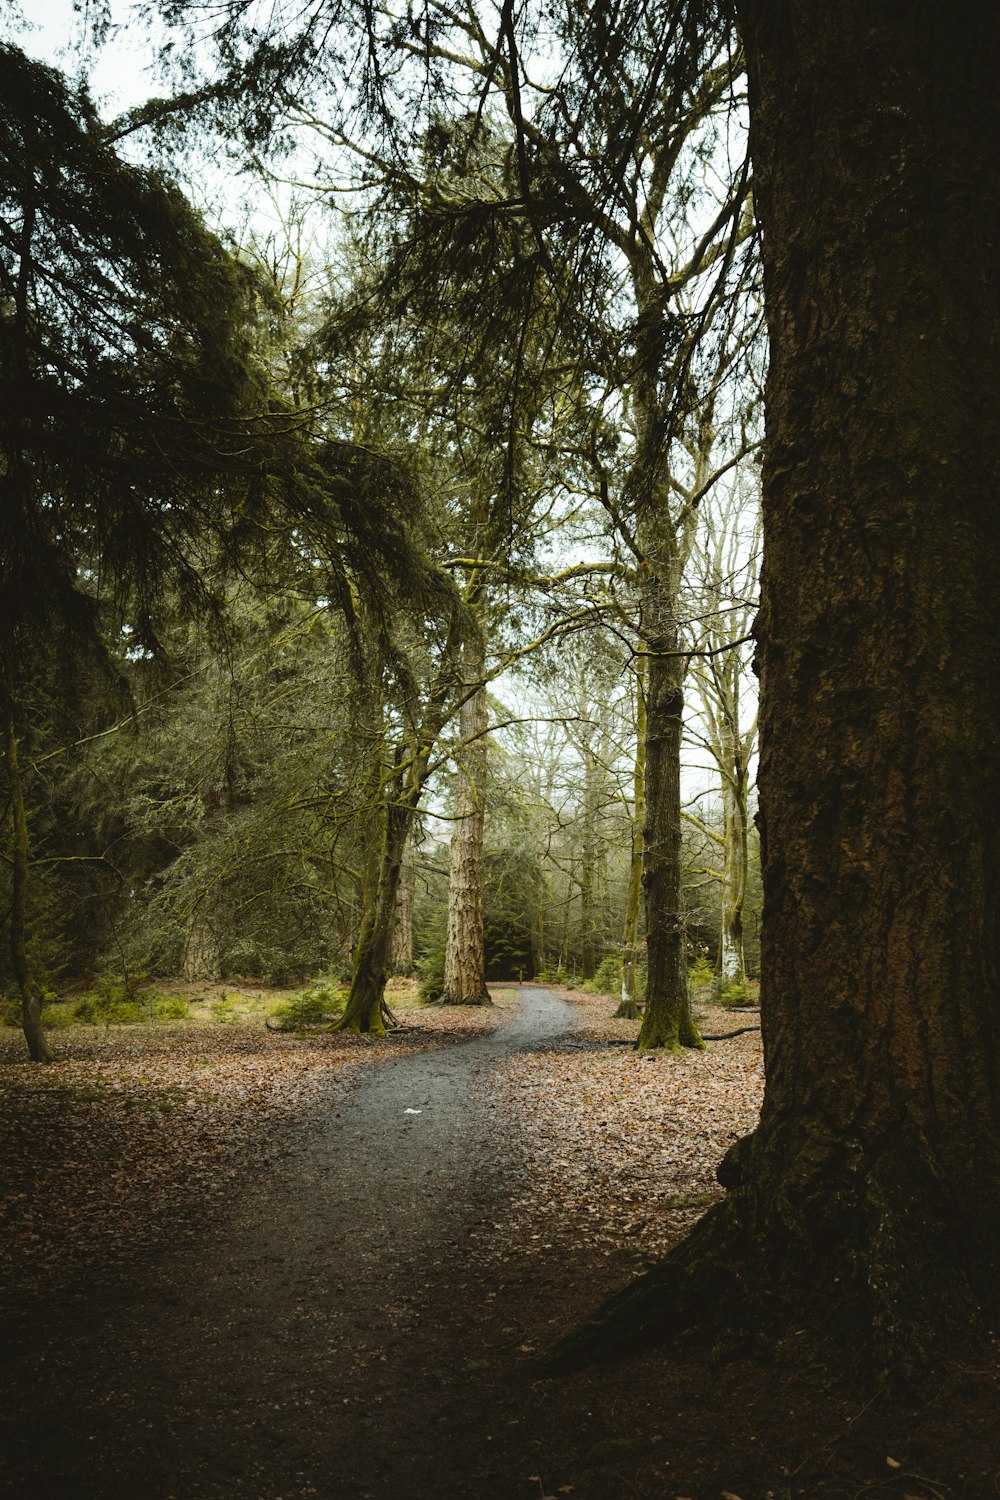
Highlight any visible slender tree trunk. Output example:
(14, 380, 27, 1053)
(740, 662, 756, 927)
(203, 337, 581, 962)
(554, 3, 1000, 1387)
(719, 729, 748, 985)
(636, 559, 702, 1052)
(578, 744, 599, 983)
(4, 704, 54, 1062)
(441, 648, 491, 1005)
(616, 663, 646, 1019)
(389, 848, 415, 977)
(628, 260, 702, 1052)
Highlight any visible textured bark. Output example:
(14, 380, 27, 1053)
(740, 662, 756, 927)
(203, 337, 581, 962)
(549, 1, 1000, 1386)
(635, 585, 701, 1052)
(629, 257, 702, 1052)
(4, 706, 54, 1063)
(616, 663, 645, 1019)
(441, 661, 491, 1006)
(389, 850, 415, 976)
(336, 802, 408, 1035)
(337, 605, 464, 1033)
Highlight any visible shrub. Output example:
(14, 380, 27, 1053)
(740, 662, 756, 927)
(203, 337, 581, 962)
(71, 978, 188, 1024)
(210, 991, 238, 1023)
(710, 974, 757, 1008)
(73, 979, 146, 1024)
(268, 977, 345, 1030)
(581, 955, 621, 995)
(153, 994, 191, 1021)
(688, 954, 715, 991)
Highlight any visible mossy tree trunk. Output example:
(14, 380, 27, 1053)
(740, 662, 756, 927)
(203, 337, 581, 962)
(554, 1, 1000, 1386)
(389, 844, 415, 977)
(616, 662, 646, 1019)
(336, 607, 464, 1034)
(4, 703, 54, 1063)
(338, 799, 410, 1036)
(441, 635, 491, 1006)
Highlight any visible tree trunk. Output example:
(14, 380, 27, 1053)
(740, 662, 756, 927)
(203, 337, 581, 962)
(336, 801, 409, 1035)
(635, 562, 702, 1052)
(628, 258, 702, 1053)
(616, 663, 645, 1019)
(441, 662, 491, 1005)
(4, 705, 54, 1063)
(182, 918, 219, 983)
(550, 2, 1000, 1387)
(719, 723, 748, 986)
(389, 849, 415, 977)
(578, 743, 599, 983)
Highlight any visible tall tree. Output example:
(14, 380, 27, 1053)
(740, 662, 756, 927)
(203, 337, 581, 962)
(554, 1, 1000, 1386)
(0, 43, 433, 1055)
(440, 627, 491, 1005)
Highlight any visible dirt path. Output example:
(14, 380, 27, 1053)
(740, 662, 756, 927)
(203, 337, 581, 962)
(6, 987, 993, 1500)
(2, 987, 579, 1500)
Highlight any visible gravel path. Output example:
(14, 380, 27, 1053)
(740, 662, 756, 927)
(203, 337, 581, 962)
(2, 987, 578, 1500)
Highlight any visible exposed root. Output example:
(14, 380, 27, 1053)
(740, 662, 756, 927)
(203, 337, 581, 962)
(531, 1123, 1000, 1395)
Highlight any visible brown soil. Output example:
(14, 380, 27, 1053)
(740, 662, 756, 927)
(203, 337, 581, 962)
(1, 986, 997, 1500)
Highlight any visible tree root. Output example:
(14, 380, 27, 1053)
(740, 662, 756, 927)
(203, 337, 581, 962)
(699, 1025, 761, 1040)
(530, 1122, 1000, 1394)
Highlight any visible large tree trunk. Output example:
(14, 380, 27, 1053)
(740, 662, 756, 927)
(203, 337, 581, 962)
(440, 660, 491, 1006)
(549, 2, 1000, 1387)
(4, 705, 54, 1063)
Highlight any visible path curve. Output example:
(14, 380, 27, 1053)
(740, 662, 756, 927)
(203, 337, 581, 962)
(2, 987, 578, 1500)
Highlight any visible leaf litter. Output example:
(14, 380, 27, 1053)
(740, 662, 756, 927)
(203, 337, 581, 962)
(481, 988, 764, 1270)
(0, 999, 501, 1298)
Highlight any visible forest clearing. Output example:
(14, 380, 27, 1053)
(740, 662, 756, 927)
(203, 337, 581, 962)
(2, 985, 997, 1499)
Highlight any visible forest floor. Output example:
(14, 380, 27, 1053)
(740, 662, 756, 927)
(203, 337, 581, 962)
(1, 983, 998, 1500)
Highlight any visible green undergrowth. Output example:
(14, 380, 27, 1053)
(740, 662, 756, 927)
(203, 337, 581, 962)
(709, 974, 760, 1008)
(1, 979, 191, 1029)
(267, 976, 347, 1030)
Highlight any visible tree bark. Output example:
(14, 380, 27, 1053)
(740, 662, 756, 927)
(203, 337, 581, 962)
(441, 653, 491, 1005)
(4, 704, 54, 1063)
(628, 260, 702, 1053)
(336, 801, 408, 1035)
(389, 848, 415, 977)
(578, 740, 599, 984)
(616, 662, 645, 1019)
(550, 1, 1000, 1386)
(635, 572, 701, 1052)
